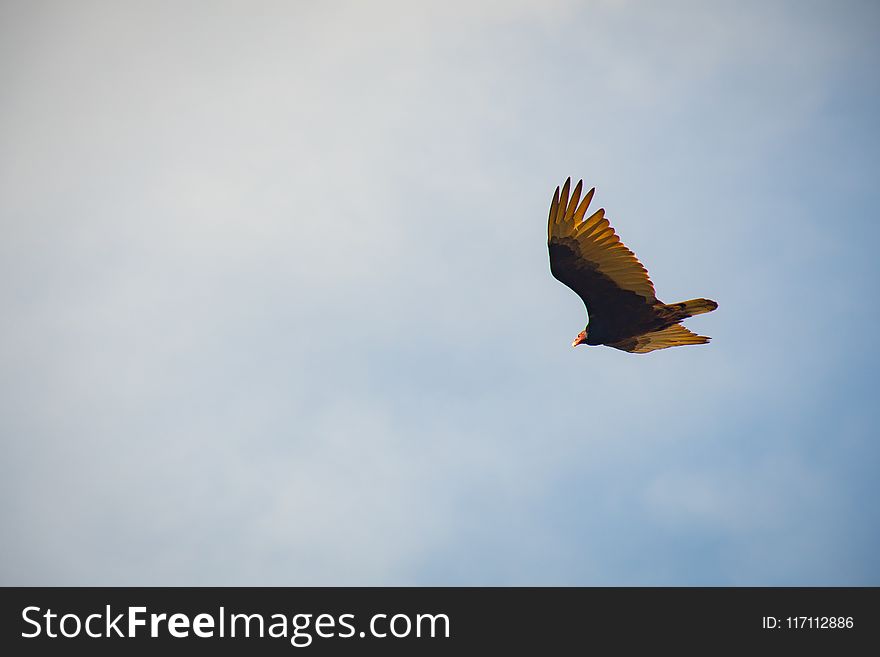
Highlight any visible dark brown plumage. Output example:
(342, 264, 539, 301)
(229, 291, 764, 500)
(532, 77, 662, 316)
(548, 178, 717, 353)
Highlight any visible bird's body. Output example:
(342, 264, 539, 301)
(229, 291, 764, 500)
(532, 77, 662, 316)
(548, 178, 717, 353)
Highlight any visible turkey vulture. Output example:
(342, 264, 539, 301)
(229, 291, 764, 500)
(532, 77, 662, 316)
(548, 178, 717, 353)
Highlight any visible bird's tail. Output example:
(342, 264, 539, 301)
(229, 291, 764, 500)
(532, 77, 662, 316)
(664, 298, 718, 320)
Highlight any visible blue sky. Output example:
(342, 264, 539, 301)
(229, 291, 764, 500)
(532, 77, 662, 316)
(1, 0, 878, 585)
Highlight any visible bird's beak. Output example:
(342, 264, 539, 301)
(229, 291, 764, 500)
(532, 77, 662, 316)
(572, 333, 587, 347)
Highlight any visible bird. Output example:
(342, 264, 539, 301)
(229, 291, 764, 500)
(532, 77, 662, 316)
(548, 178, 717, 353)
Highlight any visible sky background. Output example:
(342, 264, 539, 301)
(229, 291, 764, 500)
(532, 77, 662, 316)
(2, 0, 878, 585)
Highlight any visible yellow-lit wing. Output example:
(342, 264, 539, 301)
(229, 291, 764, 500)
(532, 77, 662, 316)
(610, 323, 710, 353)
(548, 178, 656, 304)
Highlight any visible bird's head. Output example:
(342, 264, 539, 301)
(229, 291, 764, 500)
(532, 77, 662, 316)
(571, 328, 588, 347)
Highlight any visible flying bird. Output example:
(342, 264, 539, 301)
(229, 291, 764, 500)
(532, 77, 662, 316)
(548, 178, 717, 353)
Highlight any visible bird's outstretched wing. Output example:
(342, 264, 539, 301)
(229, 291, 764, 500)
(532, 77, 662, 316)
(609, 323, 709, 353)
(548, 178, 656, 326)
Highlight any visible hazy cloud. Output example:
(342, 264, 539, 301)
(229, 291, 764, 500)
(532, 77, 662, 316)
(2, 0, 878, 585)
